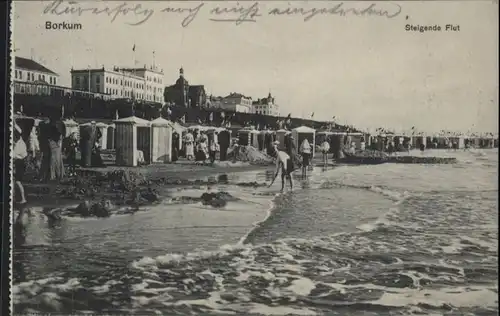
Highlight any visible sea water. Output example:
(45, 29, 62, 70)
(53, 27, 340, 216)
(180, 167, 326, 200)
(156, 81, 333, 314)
(13, 149, 498, 315)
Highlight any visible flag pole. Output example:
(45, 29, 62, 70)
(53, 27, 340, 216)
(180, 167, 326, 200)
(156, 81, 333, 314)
(133, 43, 136, 103)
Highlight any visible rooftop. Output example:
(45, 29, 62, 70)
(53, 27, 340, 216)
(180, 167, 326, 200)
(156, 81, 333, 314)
(224, 92, 251, 99)
(15, 57, 58, 75)
(118, 66, 164, 75)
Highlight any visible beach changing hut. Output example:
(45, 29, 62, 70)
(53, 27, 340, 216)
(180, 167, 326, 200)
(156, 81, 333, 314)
(364, 133, 372, 148)
(107, 123, 115, 150)
(258, 130, 267, 151)
(150, 117, 173, 163)
(275, 129, 289, 151)
(95, 122, 109, 150)
(79, 122, 97, 167)
(171, 122, 186, 150)
(328, 131, 348, 158)
(62, 118, 79, 138)
(250, 129, 260, 148)
(292, 126, 316, 157)
(347, 132, 365, 150)
(315, 131, 333, 153)
(114, 116, 151, 166)
(315, 131, 332, 144)
(206, 127, 225, 149)
(238, 128, 251, 146)
(412, 135, 427, 149)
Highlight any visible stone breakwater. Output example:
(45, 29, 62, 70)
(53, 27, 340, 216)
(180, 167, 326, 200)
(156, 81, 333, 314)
(340, 150, 457, 165)
(387, 156, 457, 164)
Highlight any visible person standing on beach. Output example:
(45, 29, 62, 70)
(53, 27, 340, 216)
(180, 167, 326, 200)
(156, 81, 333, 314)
(64, 132, 79, 176)
(218, 130, 230, 161)
(268, 142, 294, 192)
(184, 131, 194, 160)
(25, 122, 41, 175)
(320, 138, 330, 168)
(209, 136, 219, 165)
(14, 123, 28, 204)
(299, 138, 312, 179)
(37, 120, 50, 181)
(80, 123, 93, 167)
(49, 119, 65, 181)
(419, 142, 426, 154)
(197, 138, 209, 165)
(172, 132, 180, 162)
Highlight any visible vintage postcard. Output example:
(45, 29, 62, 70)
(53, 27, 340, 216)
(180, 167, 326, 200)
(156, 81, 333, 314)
(9, 0, 498, 315)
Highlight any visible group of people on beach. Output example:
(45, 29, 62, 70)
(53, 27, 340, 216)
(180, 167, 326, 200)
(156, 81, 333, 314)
(13, 111, 109, 208)
(13, 113, 68, 206)
(182, 128, 231, 165)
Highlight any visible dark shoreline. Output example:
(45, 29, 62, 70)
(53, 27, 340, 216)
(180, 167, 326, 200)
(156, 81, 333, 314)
(20, 162, 273, 212)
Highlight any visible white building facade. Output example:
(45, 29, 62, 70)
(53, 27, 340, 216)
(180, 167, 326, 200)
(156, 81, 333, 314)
(252, 93, 280, 116)
(218, 93, 253, 113)
(71, 65, 164, 103)
(14, 56, 59, 85)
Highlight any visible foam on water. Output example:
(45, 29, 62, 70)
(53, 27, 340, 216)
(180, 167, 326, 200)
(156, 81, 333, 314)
(12, 150, 499, 315)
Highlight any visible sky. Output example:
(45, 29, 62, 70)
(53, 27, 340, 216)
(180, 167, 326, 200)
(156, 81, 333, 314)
(12, 0, 499, 133)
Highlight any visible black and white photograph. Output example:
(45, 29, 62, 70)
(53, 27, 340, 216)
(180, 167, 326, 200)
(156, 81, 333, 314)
(9, 0, 498, 315)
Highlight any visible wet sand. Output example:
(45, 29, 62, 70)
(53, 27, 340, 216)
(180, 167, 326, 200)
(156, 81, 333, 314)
(21, 161, 273, 209)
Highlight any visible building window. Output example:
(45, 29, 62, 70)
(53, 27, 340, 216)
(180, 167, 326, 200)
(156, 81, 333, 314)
(96, 86, 100, 93)
(76, 77, 80, 85)
(96, 76, 100, 83)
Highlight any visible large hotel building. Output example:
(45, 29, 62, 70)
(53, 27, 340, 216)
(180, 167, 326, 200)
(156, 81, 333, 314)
(70, 65, 164, 103)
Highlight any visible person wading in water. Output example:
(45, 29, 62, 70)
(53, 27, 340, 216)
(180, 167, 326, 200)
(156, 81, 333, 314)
(320, 138, 330, 168)
(268, 142, 294, 192)
(299, 138, 312, 179)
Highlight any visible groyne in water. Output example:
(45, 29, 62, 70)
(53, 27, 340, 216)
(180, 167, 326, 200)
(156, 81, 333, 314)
(339, 155, 457, 165)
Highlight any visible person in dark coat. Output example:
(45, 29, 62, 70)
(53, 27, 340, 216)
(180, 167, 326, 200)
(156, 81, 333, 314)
(80, 124, 93, 167)
(265, 132, 273, 156)
(91, 127, 104, 167)
(258, 133, 264, 151)
(219, 130, 230, 161)
(172, 132, 180, 162)
(37, 121, 51, 181)
(46, 118, 65, 181)
(64, 132, 79, 176)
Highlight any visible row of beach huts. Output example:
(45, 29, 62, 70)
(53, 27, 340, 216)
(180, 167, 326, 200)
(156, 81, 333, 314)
(16, 114, 499, 167)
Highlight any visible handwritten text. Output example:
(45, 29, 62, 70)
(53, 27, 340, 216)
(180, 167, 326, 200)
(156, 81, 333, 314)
(41, 0, 403, 27)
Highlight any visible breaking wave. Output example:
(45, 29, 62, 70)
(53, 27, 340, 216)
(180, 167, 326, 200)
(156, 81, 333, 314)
(12, 150, 499, 315)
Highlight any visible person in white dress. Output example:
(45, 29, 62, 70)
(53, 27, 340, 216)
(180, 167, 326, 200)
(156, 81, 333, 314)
(299, 139, 312, 179)
(209, 139, 220, 164)
(197, 138, 209, 164)
(184, 132, 194, 160)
